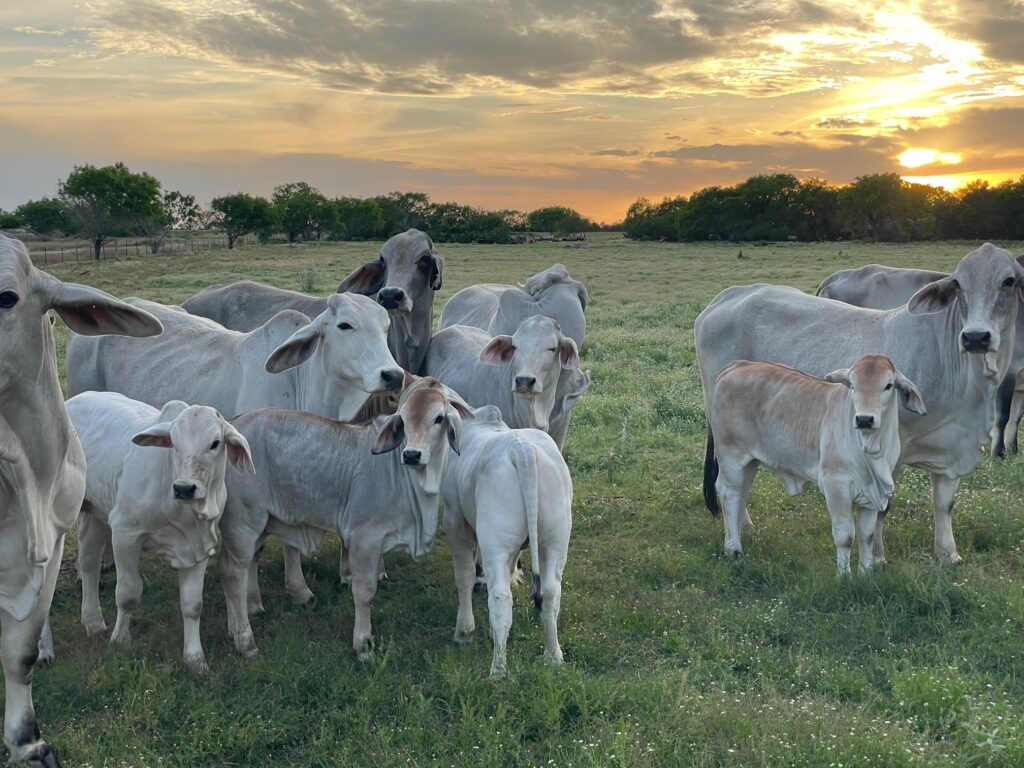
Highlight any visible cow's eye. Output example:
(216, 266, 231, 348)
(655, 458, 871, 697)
(434, 414, 444, 424)
(210, 439, 221, 450)
(0, 291, 18, 309)
(338, 322, 353, 330)
(548, 347, 557, 353)
(884, 383, 893, 391)
(1003, 277, 1015, 288)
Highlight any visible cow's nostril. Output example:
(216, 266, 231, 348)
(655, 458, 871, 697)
(402, 449, 422, 465)
(961, 330, 992, 350)
(381, 369, 404, 389)
(855, 415, 875, 429)
(173, 482, 197, 499)
(515, 375, 537, 390)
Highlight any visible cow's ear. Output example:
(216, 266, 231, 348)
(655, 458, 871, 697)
(445, 408, 463, 455)
(559, 337, 580, 370)
(43, 278, 163, 338)
(480, 335, 515, 364)
(338, 259, 387, 296)
(823, 368, 852, 388)
(1015, 260, 1024, 302)
(223, 424, 256, 474)
(372, 414, 405, 454)
(908, 276, 957, 314)
(132, 422, 174, 448)
(894, 369, 927, 415)
(265, 319, 322, 373)
(428, 252, 444, 291)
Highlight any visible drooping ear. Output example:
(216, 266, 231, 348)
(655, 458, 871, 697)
(480, 335, 515, 364)
(894, 369, 927, 415)
(428, 252, 444, 291)
(338, 259, 387, 296)
(445, 408, 463, 455)
(43, 277, 163, 338)
(559, 337, 580, 370)
(223, 424, 256, 474)
(265, 319, 323, 373)
(823, 368, 852, 388)
(907, 276, 958, 314)
(372, 414, 405, 454)
(132, 422, 174, 448)
(444, 389, 475, 421)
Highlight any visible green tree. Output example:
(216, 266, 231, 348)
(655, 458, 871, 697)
(210, 193, 277, 249)
(0, 210, 22, 229)
(837, 173, 914, 242)
(164, 190, 204, 230)
(526, 206, 593, 235)
(273, 182, 328, 243)
(15, 198, 68, 235)
(60, 163, 163, 259)
(374, 191, 431, 234)
(333, 197, 385, 239)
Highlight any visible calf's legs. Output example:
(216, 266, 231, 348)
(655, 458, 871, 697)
(348, 539, 383, 661)
(77, 511, 111, 636)
(716, 461, 757, 558)
(109, 532, 143, 648)
(931, 473, 961, 564)
(539, 545, 566, 667)
(446, 514, 478, 644)
(481, 550, 516, 678)
(178, 562, 209, 672)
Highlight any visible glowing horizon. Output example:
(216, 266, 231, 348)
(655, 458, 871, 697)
(1, 1, 1023, 223)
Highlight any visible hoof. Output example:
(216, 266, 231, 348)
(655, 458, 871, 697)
(233, 630, 259, 659)
(288, 589, 317, 607)
(489, 665, 507, 679)
(725, 547, 743, 561)
(83, 618, 107, 637)
(109, 631, 131, 649)
(34, 652, 54, 669)
(453, 628, 475, 645)
(184, 654, 209, 674)
(24, 743, 61, 768)
(355, 637, 375, 662)
(544, 649, 564, 667)
(247, 601, 265, 617)
(938, 551, 964, 566)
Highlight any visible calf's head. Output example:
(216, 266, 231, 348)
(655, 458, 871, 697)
(265, 292, 404, 395)
(824, 356, 925, 449)
(479, 315, 580, 431)
(132, 403, 255, 522)
(337, 229, 442, 317)
(908, 243, 1024, 377)
(372, 377, 473, 494)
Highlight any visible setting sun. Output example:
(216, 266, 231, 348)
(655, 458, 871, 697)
(898, 148, 963, 169)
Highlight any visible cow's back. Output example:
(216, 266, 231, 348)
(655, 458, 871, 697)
(439, 284, 504, 332)
(817, 265, 946, 310)
(183, 281, 326, 332)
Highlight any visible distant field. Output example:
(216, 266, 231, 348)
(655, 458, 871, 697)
(35, 234, 1024, 767)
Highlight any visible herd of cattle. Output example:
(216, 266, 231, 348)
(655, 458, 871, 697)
(0, 229, 1020, 766)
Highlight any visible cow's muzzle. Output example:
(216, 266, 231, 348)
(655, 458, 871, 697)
(961, 329, 992, 352)
(402, 449, 423, 466)
(173, 481, 198, 500)
(514, 375, 538, 395)
(855, 414, 876, 430)
(380, 368, 404, 391)
(378, 288, 412, 312)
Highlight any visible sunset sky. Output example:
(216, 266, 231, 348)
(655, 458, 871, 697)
(2, 1, 1023, 222)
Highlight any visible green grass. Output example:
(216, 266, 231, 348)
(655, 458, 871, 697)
(34, 234, 1024, 767)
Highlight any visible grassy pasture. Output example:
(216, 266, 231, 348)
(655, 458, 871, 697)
(33, 234, 1024, 767)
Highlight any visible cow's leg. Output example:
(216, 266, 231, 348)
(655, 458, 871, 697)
(35, 620, 53, 668)
(447, 513, 478, 644)
(178, 561, 209, 673)
(482, 549, 516, 678)
(823, 481, 854, 577)
(282, 544, 316, 606)
(539, 544, 567, 668)
(78, 511, 111, 636)
(348, 539, 382, 661)
(873, 502, 889, 565)
(854, 505, 877, 575)
(339, 541, 351, 586)
(3, 535, 64, 767)
(717, 461, 756, 559)
(1005, 389, 1024, 455)
(931, 473, 961, 564)
(246, 558, 264, 616)
(218, 544, 258, 658)
(109, 531, 144, 648)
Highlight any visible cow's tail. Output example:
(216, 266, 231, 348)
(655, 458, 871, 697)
(704, 426, 721, 518)
(511, 438, 543, 613)
(994, 372, 1016, 458)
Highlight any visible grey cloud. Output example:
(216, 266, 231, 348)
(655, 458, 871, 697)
(817, 116, 878, 129)
(591, 149, 640, 157)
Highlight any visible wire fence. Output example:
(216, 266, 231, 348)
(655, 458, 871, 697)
(26, 233, 259, 265)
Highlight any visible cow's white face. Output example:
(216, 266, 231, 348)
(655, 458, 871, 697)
(133, 405, 255, 522)
(372, 378, 473, 494)
(909, 243, 1024, 377)
(265, 292, 404, 394)
(825, 355, 926, 453)
(479, 315, 580, 430)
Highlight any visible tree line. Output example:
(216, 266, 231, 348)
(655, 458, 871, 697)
(0, 163, 602, 259)
(623, 173, 1024, 243)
